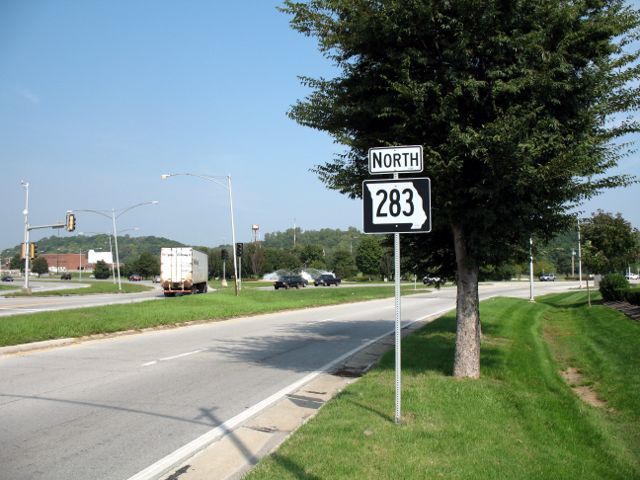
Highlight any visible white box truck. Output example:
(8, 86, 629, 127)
(160, 247, 208, 296)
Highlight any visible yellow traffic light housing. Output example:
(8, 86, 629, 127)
(29, 243, 37, 259)
(66, 212, 76, 232)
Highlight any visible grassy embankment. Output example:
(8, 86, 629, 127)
(0, 284, 424, 347)
(246, 291, 640, 480)
(5, 281, 151, 297)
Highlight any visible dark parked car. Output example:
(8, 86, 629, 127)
(314, 274, 341, 287)
(1, 275, 14, 282)
(129, 274, 143, 281)
(422, 275, 441, 286)
(60, 273, 72, 280)
(274, 275, 307, 290)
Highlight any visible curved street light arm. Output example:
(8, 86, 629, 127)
(115, 201, 158, 219)
(72, 208, 112, 220)
(74, 202, 157, 291)
(162, 173, 229, 190)
(161, 172, 238, 294)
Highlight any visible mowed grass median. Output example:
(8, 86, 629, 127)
(246, 292, 640, 480)
(5, 281, 151, 296)
(0, 284, 422, 347)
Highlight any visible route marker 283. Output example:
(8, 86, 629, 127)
(362, 178, 431, 234)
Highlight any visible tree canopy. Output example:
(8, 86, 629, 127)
(94, 260, 111, 279)
(356, 236, 385, 278)
(282, 0, 640, 377)
(331, 249, 358, 278)
(31, 257, 49, 275)
(581, 210, 639, 273)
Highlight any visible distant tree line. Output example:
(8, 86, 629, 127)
(4, 219, 637, 280)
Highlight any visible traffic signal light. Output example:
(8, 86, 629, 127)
(235, 242, 244, 257)
(66, 212, 76, 232)
(21, 242, 26, 260)
(29, 243, 37, 259)
(221, 249, 228, 260)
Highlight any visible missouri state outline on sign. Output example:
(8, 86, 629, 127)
(362, 178, 431, 234)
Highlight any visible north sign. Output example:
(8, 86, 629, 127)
(368, 145, 423, 175)
(363, 178, 431, 234)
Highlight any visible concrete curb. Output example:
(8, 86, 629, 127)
(0, 338, 77, 355)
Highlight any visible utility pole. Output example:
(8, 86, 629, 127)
(20, 180, 73, 293)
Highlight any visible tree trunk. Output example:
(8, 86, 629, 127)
(452, 224, 481, 378)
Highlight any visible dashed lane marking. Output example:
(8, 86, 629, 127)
(142, 349, 204, 367)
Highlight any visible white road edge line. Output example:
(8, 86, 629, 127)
(127, 306, 453, 480)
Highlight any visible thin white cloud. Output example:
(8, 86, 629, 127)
(15, 87, 40, 104)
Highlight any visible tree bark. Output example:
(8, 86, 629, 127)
(452, 224, 481, 378)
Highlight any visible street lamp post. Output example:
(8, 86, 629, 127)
(21, 181, 31, 293)
(577, 219, 583, 288)
(161, 173, 239, 295)
(81, 229, 137, 283)
(73, 202, 158, 292)
(107, 234, 115, 283)
(111, 210, 122, 290)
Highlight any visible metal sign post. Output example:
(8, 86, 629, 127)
(364, 146, 430, 425)
(393, 173, 402, 425)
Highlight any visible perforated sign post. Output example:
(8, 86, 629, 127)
(364, 145, 430, 425)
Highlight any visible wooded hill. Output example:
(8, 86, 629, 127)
(1, 235, 184, 264)
(1, 228, 366, 264)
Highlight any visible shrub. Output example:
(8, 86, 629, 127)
(622, 288, 640, 306)
(599, 273, 629, 301)
(94, 260, 111, 279)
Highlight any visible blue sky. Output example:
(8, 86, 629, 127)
(1, 1, 639, 251)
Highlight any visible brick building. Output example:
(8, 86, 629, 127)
(40, 253, 91, 273)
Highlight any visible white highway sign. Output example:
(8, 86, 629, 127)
(368, 145, 423, 174)
(363, 178, 431, 234)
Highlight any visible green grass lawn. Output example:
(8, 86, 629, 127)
(0, 284, 419, 347)
(0, 284, 19, 291)
(5, 281, 151, 297)
(246, 292, 640, 480)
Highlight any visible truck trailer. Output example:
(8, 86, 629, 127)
(160, 247, 208, 296)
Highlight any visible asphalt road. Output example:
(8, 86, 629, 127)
(0, 279, 91, 294)
(0, 281, 578, 480)
(0, 282, 163, 317)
